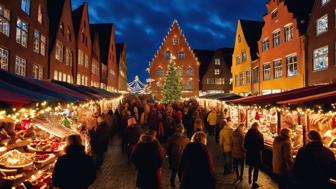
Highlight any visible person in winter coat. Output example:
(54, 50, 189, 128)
(131, 133, 164, 189)
(231, 124, 246, 182)
(293, 130, 335, 189)
(219, 121, 233, 175)
(244, 122, 264, 188)
(105, 110, 114, 138)
(272, 128, 292, 189)
(166, 125, 190, 187)
(52, 135, 96, 189)
(215, 111, 224, 144)
(207, 109, 217, 136)
(124, 117, 143, 161)
(182, 108, 193, 138)
(179, 131, 216, 189)
(91, 115, 110, 169)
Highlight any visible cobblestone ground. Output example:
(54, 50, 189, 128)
(90, 136, 277, 189)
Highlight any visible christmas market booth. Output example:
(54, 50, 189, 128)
(227, 84, 336, 169)
(0, 70, 122, 189)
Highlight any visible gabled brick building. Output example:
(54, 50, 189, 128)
(116, 42, 127, 92)
(90, 26, 101, 88)
(307, 0, 336, 85)
(72, 3, 91, 86)
(90, 24, 118, 91)
(47, 0, 76, 83)
(148, 20, 200, 99)
(232, 19, 263, 96)
(193, 49, 215, 93)
(258, 0, 314, 95)
(0, 0, 49, 79)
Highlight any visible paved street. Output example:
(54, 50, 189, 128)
(90, 136, 277, 189)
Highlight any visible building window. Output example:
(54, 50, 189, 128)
(242, 51, 247, 62)
(253, 67, 259, 83)
(60, 23, 64, 36)
(67, 75, 71, 83)
(0, 47, 8, 71)
(206, 78, 214, 85)
(273, 59, 282, 79)
(178, 51, 185, 60)
(21, 0, 30, 15)
(286, 54, 298, 77)
(321, 0, 330, 6)
(273, 30, 281, 47)
(56, 41, 63, 62)
(236, 55, 241, 65)
(66, 28, 71, 41)
(246, 70, 251, 84)
(186, 67, 193, 76)
(184, 80, 193, 91)
(284, 24, 293, 42)
(156, 67, 164, 77)
(63, 73, 67, 82)
(238, 35, 241, 43)
(215, 58, 220, 65)
(0, 5, 10, 37)
(85, 54, 89, 68)
(77, 74, 81, 85)
(33, 30, 46, 55)
(173, 37, 179, 45)
(78, 49, 84, 66)
(15, 56, 26, 76)
(54, 70, 58, 80)
(214, 69, 220, 75)
(66, 48, 72, 66)
(313, 46, 328, 71)
(165, 51, 171, 60)
(316, 15, 328, 35)
(263, 64, 271, 81)
(32, 64, 43, 80)
(239, 72, 245, 85)
(37, 4, 43, 24)
(262, 39, 270, 51)
(215, 78, 225, 85)
(271, 9, 278, 19)
(16, 18, 28, 47)
(58, 72, 62, 81)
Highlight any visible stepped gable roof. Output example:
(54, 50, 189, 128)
(240, 19, 264, 60)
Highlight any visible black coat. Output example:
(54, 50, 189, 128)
(179, 143, 216, 189)
(52, 145, 96, 189)
(131, 140, 164, 189)
(92, 121, 110, 153)
(244, 128, 264, 166)
(293, 142, 335, 189)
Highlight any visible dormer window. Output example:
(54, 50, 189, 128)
(271, 9, 278, 19)
(173, 37, 179, 45)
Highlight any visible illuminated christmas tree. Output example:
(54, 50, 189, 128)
(162, 55, 182, 104)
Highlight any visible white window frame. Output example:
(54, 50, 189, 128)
(286, 54, 298, 77)
(246, 70, 251, 84)
(0, 47, 9, 71)
(263, 63, 271, 81)
(214, 69, 220, 75)
(273, 59, 282, 79)
(273, 29, 281, 47)
(242, 51, 247, 62)
(186, 67, 193, 77)
(313, 46, 329, 71)
(16, 18, 28, 47)
(262, 38, 270, 52)
(21, 0, 30, 15)
(0, 5, 10, 37)
(316, 14, 328, 35)
(215, 58, 221, 65)
(15, 56, 26, 76)
(56, 41, 63, 62)
(54, 70, 58, 80)
(284, 24, 293, 42)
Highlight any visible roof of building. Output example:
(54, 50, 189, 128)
(72, 3, 85, 37)
(116, 43, 125, 65)
(47, 0, 66, 52)
(283, 0, 315, 35)
(193, 49, 215, 82)
(239, 19, 264, 60)
(90, 24, 114, 64)
(217, 48, 234, 67)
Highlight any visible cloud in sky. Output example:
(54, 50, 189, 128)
(72, 0, 268, 82)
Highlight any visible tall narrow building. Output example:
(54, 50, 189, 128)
(90, 26, 101, 88)
(47, 0, 76, 83)
(148, 20, 200, 99)
(72, 2, 92, 86)
(116, 42, 128, 92)
(258, 0, 314, 95)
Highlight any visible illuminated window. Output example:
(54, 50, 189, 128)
(0, 5, 10, 36)
(284, 24, 293, 42)
(253, 67, 259, 83)
(56, 41, 63, 62)
(37, 4, 43, 24)
(263, 63, 271, 81)
(184, 80, 193, 91)
(215, 58, 220, 65)
(173, 37, 179, 45)
(273, 30, 281, 47)
(0, 47, 8, 71)
(15, 56, 26, 76)
(313, 46, 328, 71)
(16, 18, 28, 47)
(214, 69, 220, 75)
(156, 67, 164, 77)
(242, 51, 247, 62)
(165, 51, 171, 60)
(186, 67, 193, 76)
(236, 55, 241, 65)
(246, 71, 251, 84)
(321, 0, 330, 6)
(54, 70, 58, 80)
(21, 0, 30, 15)
(273, 59, 282, 79)
(286, 55, 298, 77)
(262, 38, 270, 51)
(178, 51, 185, 60)
(316, 15, 328, 35)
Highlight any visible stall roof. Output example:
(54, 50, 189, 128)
(51, 80, 103, 100)
(229, 84, 336, 105)
(278, 90, 336, 105)
(0, 70, 82, 102)
(0, 88, 36, 108)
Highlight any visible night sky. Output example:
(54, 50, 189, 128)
(72, 0, 268, 83)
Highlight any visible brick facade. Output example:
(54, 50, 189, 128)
(116, 43, 128, 92)
(0, 0, 49, 79)
(149, 20, 199, 99)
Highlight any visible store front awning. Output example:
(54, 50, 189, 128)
(229, 84, 336, 105)
(278, 90, 336, 105)
(199, 93, 242, 101)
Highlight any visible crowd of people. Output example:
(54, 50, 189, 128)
(50, 95, 336, 189)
